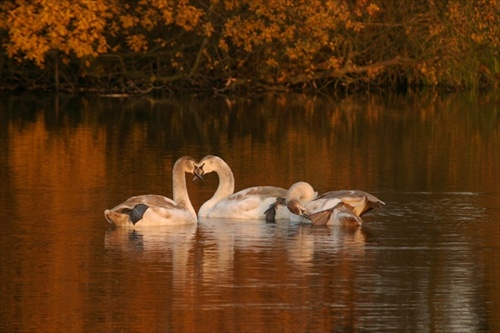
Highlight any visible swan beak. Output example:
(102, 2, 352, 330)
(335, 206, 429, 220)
(275, 197, 287, 206)
(193, 171, 204, 181)
(193, 165, 204, 181)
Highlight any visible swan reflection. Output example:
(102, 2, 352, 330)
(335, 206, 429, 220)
(196, 218, 278, 284)
(196, 219, 374, 281)
(104, 224, 197, 264)
(284, 224, 372, 269)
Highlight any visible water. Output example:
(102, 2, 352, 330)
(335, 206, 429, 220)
(0, 92, 498, 333)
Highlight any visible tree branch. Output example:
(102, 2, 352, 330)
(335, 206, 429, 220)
(285, 56, 417, 85)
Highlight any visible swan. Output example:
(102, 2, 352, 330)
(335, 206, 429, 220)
(281, 182, 385, 226)
(194, 155, 290, 220)
(104, 156, 200, 227)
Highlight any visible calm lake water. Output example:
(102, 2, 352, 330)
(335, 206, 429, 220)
(0, 91, 498, 333)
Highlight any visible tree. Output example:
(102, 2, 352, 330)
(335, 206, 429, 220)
(1, 0, 498, 92)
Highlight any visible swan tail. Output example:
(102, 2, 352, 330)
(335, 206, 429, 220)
(104, 209, 130, 226)
(104, 209, 114, 225)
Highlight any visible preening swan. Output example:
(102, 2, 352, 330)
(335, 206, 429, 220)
(104, 156, 200, 226)
(194, 155, 290, 220)
(284, 182, 385, 226)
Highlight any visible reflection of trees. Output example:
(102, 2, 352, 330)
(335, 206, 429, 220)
(2, 91, 498, 332)
(4, 91, 498, 208)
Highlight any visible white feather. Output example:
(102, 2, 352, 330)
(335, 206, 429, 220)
(196, 155, 290, 220)
(104, 156, 198, 227)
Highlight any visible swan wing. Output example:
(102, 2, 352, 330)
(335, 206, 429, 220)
(230, 186, 288, 199)
(110, 195, 176, 211)
(202, 186, 288, 219)
(140, 205, 197, 226)
(227, 186, 288, 219)
(305, 197, 342, 214)
(308, 203, 362, 226)
(333, 204, 363, 226)
(316, 190, 385, 216)
(105, 195, 183, 226)
(308, 210, 332, 226)
(211, 195, 269, 219)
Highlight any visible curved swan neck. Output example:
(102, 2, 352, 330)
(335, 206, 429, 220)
(172, 157, 195, 216)
(210, 158, 235, 200)
(198, 156, 235, 216)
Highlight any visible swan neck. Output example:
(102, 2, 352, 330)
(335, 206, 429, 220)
(212, 160, 235, 200)
(172, 160, 195, 216)
(199, 159, 235, 214)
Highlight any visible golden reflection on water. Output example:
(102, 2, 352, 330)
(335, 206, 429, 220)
(100, 221, 374, 333)
(1, 92, 498, 332)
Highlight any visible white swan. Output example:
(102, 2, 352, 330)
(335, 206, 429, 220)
(104, 156, 200, 227)
(285, 182, 385, 226)
(194, 155, 290, 220)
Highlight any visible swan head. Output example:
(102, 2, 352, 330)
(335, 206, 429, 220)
(285, 182, 316, 215)
(193, 155, 226, 180)
(174, 156, 202, 181)
(287, 198, 307, 216)
(174, 156, 197, 171)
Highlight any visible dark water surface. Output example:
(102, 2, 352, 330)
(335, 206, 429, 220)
(0, 92, 498, 333)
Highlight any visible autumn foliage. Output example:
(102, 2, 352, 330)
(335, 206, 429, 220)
(0, 0, 498, 92)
